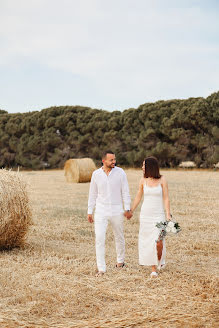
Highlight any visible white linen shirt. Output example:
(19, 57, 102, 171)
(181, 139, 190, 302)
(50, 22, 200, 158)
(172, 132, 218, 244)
(87, 166, 131, 216)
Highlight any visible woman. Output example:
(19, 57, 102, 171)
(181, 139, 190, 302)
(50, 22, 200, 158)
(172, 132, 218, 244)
(130, 156, 171, 277)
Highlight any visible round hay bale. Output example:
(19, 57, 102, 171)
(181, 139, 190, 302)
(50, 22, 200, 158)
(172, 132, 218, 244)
(0, 169, 32, 249)
(179, 161, 196, 168)
(64, 158, 96, 183)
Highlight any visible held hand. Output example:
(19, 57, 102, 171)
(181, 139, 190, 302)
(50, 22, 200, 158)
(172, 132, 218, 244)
(87, 214, 94, 223)
(124, 210, 133, 220)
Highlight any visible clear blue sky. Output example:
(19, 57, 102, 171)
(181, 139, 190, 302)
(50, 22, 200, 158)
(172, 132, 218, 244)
(0, 0, 219, 113)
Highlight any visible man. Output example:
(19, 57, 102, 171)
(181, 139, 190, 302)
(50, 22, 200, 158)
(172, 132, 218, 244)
(87, 150, 132, 276)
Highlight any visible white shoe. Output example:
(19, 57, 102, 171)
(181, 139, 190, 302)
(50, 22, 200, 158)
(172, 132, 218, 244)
(150, 271, 158, 278)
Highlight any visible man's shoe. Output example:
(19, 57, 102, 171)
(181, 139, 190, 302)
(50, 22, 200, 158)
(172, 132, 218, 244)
(116, 263, 125, 268)
(95, 271, 105, 277)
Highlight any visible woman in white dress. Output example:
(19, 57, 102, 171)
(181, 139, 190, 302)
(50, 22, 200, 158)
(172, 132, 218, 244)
(130, 156, 171, 277)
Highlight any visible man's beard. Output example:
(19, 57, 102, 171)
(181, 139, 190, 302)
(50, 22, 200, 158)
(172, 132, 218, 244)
(107, 163, 115, 168)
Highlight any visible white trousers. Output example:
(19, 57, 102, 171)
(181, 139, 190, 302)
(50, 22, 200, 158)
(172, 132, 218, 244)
(94, 214, 125, 272)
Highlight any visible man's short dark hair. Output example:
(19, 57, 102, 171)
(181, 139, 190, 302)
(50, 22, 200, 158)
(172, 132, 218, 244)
(102, 150, 115, 159)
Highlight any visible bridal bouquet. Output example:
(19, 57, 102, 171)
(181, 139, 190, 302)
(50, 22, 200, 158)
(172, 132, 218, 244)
(156, 219, 181, 241)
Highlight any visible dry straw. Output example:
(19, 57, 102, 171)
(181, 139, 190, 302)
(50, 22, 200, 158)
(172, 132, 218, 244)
(64, 158, 96, 183)
(179, 161, 196, 168)
(0, 170, 218, 327)
(0, 169, 32, 249)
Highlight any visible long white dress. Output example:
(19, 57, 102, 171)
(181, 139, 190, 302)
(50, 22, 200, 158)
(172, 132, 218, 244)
(139, 181, 166, 266)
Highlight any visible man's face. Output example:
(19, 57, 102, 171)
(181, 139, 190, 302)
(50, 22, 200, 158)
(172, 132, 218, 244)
(102, 153, 116, 168)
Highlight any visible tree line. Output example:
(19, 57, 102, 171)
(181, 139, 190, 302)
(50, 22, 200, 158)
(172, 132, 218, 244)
(0, 91, 219, 169)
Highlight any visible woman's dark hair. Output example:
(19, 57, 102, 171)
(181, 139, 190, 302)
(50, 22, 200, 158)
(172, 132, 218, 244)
(144, 156, 161, 179)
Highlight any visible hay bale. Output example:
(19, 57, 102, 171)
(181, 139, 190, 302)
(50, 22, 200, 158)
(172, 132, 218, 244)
(64, 158, 97, 183)
(0, 169, 32, 249)
(179, 161, 196, 168)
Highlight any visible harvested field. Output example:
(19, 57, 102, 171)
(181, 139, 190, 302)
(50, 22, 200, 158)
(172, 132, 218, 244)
(0, 169, 218, 328)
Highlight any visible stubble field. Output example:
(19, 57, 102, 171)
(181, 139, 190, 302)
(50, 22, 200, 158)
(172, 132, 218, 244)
(0, 169, 218, 328)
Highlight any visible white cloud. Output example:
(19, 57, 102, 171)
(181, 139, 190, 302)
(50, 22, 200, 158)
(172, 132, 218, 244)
(0, 0, 219, 112)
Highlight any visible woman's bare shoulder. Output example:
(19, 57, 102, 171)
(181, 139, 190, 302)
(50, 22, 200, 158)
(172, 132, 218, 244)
(160, 175, 167, 184)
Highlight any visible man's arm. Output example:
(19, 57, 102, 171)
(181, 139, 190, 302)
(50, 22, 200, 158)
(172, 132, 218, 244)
(87, 173, 98, 223)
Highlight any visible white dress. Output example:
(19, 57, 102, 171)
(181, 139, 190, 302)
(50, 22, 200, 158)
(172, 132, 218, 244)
(139, 181, 166, 266)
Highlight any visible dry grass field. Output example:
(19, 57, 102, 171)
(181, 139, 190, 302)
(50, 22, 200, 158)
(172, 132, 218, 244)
(0, 169, 218, 328)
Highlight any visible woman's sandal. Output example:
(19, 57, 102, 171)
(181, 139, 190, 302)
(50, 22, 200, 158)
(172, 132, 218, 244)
(150, 271, 158, 278)
(157, 263, 166, 271)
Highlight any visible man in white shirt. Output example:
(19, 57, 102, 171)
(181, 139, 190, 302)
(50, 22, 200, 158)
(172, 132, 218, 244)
(87, 150, 132, 276)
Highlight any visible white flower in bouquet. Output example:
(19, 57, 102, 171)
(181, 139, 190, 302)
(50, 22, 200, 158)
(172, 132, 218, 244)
(171, 227, 177, 233)
(168, 221, 174, 228)
(156, 217, 181, 241)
